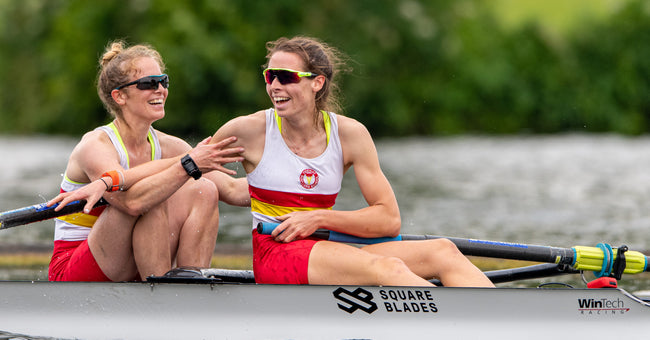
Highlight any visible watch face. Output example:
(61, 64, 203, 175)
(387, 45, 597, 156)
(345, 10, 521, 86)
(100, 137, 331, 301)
(181, 155, 201, 179)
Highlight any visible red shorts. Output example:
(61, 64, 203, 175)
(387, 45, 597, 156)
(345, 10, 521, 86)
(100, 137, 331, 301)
(252, 230, 322, 284)
(48, 240, 111, 282)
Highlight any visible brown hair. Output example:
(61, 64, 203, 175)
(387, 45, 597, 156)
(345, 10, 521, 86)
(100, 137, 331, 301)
(264, 36, 349, 114)
(96, 40, 165, 117)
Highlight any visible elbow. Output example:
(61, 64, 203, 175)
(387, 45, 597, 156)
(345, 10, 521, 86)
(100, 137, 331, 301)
(119, 198, 148, 216)
(386, 216, 401, 238)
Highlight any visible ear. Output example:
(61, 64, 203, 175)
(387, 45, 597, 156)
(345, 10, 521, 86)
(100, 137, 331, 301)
(311, 74, 326, 94)
(111, 89, 127, 106)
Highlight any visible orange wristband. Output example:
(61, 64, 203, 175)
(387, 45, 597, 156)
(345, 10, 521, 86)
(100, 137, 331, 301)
(102, 170, 125, 192)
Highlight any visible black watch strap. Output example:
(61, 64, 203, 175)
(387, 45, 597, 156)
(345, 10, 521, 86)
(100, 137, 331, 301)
(181, 154, 202, 180)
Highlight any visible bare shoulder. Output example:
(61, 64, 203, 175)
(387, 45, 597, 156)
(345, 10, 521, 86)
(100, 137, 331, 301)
(335, 114, 377, 167)
(72, 129, 113, 157)
(66, 129, 120, 181)
(216, 110, 266, 137)
(336, 114, 371, 139)
(154, 129, 192, 158)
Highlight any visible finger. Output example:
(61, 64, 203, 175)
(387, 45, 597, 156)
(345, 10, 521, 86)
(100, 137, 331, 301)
(83, 201, 95, 214)
(46, 194, 64, 207)
(276, 214, 290, 222)
(271, 223, 287, 238)
(218, 156, 245, 165)
(53, 196, 74, 211)
(213, 136, 238, 148)
(219, 146, 245, 155)
(216, 167, 237, 176)
(197, 136, 212, 146)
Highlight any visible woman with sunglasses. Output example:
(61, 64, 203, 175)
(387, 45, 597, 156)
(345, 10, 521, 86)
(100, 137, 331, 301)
(211, 36, 494, 287)
(46, 41, 248, 282)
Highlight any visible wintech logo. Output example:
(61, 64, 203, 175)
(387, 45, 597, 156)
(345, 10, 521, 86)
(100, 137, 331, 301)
(578, 298, 630, 315)
(333, 287, 378, 314)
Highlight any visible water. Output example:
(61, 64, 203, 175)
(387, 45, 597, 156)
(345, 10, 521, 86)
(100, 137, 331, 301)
(1, 134, 649, 288)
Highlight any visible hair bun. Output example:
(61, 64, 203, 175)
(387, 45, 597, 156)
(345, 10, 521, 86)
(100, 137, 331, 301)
(100, 41, 124, 67)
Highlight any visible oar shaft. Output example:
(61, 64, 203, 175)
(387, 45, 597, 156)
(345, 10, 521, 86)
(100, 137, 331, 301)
(257, 222, 574, 264)
(401, 234, 576, 266)
(256, 222, 649, 274)
(0, 198, 108, 230)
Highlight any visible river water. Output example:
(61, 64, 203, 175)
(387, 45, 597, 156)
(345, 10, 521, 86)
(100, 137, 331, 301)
(1, 134, 649, 284)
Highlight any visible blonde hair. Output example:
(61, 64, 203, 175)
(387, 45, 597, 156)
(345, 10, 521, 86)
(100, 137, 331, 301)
(264, 36, 349, 114)
(96, 40, 165, 117)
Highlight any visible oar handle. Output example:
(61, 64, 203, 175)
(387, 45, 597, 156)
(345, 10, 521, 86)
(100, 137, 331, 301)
(0, 198, 108, 230)
(256, 222, 402, 244)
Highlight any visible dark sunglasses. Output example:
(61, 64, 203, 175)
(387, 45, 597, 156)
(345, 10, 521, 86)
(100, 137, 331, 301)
(115, 74, 169, 91)
(263, 68, 316, 85)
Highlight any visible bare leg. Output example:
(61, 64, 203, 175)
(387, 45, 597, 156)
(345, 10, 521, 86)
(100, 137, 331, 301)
(131, 201, 173, 279)
(307, 241, 434, 286)
(87, 207, 140, 281)
(132, 178, 219, 279)
(362, 239, 495, 287)
(175, 179, 220, 268)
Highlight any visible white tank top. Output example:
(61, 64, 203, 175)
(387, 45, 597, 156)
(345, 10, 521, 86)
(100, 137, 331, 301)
(53, 122, 161, 241)
(247, 108, 344, 227)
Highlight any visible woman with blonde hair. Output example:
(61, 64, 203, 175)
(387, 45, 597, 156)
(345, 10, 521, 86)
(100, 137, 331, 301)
(47, 40, 247, 281)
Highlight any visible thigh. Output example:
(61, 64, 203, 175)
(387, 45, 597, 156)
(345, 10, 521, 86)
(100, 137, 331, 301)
(360, 239, 460, 278)
(307, 240, 386, 285)
(87, 205, 140, 281)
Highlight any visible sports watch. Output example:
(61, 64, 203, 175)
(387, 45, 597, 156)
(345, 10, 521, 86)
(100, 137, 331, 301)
(181, 154, 202, 180)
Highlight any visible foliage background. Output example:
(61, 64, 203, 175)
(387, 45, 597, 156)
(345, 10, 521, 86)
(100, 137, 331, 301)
(1, 0, 649, 139)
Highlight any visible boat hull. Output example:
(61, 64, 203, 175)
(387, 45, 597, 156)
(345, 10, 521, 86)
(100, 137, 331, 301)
(1, 281, 649, 339)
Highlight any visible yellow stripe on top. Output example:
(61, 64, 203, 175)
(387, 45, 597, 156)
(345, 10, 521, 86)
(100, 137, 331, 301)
(107, 122, 157, 168)
(108, 122, 131, 168)
(57, 213, 98, 228)
(275, 110, 331, 145)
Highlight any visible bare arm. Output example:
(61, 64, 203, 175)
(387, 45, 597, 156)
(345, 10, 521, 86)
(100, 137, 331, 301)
(204, 111, 267, 206)
(203, 171, 250, 207)
(48, 132, 244, 214)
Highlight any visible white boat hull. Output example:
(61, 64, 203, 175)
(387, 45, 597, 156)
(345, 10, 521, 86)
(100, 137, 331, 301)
(1, 281, 649, 339)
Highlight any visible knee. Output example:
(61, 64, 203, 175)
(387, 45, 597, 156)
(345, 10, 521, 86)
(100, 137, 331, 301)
(371, 256, 411, 280)
(432, 238, 462, 256)
(187, 178, 219, 205)
(425, 238, 466, 268)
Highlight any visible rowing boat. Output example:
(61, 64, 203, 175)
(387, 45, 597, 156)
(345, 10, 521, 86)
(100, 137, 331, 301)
(0, 270, 649, 340)
(2, 201, 650, 339)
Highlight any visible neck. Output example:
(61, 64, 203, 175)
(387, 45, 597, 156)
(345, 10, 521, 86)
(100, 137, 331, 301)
(281, 110, 322, 140)
(280, 110, 327, 157)
(113, 118, 151, 148)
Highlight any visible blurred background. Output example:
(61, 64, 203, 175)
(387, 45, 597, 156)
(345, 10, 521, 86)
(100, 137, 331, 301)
(1, 0, 650, 288)
(2, 0, 648, 138)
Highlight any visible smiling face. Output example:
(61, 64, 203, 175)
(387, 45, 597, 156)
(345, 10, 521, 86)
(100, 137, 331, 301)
(266, 51, 324, 118)
(112, 57, 168, 123)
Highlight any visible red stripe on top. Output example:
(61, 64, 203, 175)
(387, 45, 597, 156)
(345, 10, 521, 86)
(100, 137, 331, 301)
(249, 185, 337, 208)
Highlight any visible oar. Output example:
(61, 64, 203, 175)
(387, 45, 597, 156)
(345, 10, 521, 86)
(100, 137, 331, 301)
(0, 198, 108, 230)
(257, 222, 649, 278)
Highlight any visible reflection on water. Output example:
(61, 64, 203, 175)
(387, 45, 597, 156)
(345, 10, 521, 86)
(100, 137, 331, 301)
(3, 134, 650, 248)
(1, 134, 649, 284)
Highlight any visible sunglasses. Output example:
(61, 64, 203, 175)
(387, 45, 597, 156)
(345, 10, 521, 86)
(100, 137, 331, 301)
(115, 74, 169, 91)
(263, 68, 316, 85)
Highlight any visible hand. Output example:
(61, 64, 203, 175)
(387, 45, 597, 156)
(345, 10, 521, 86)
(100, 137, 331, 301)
(271, 212, 320, 243)
(189, 136, 244, 176)
(47, 179, 107, 213)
